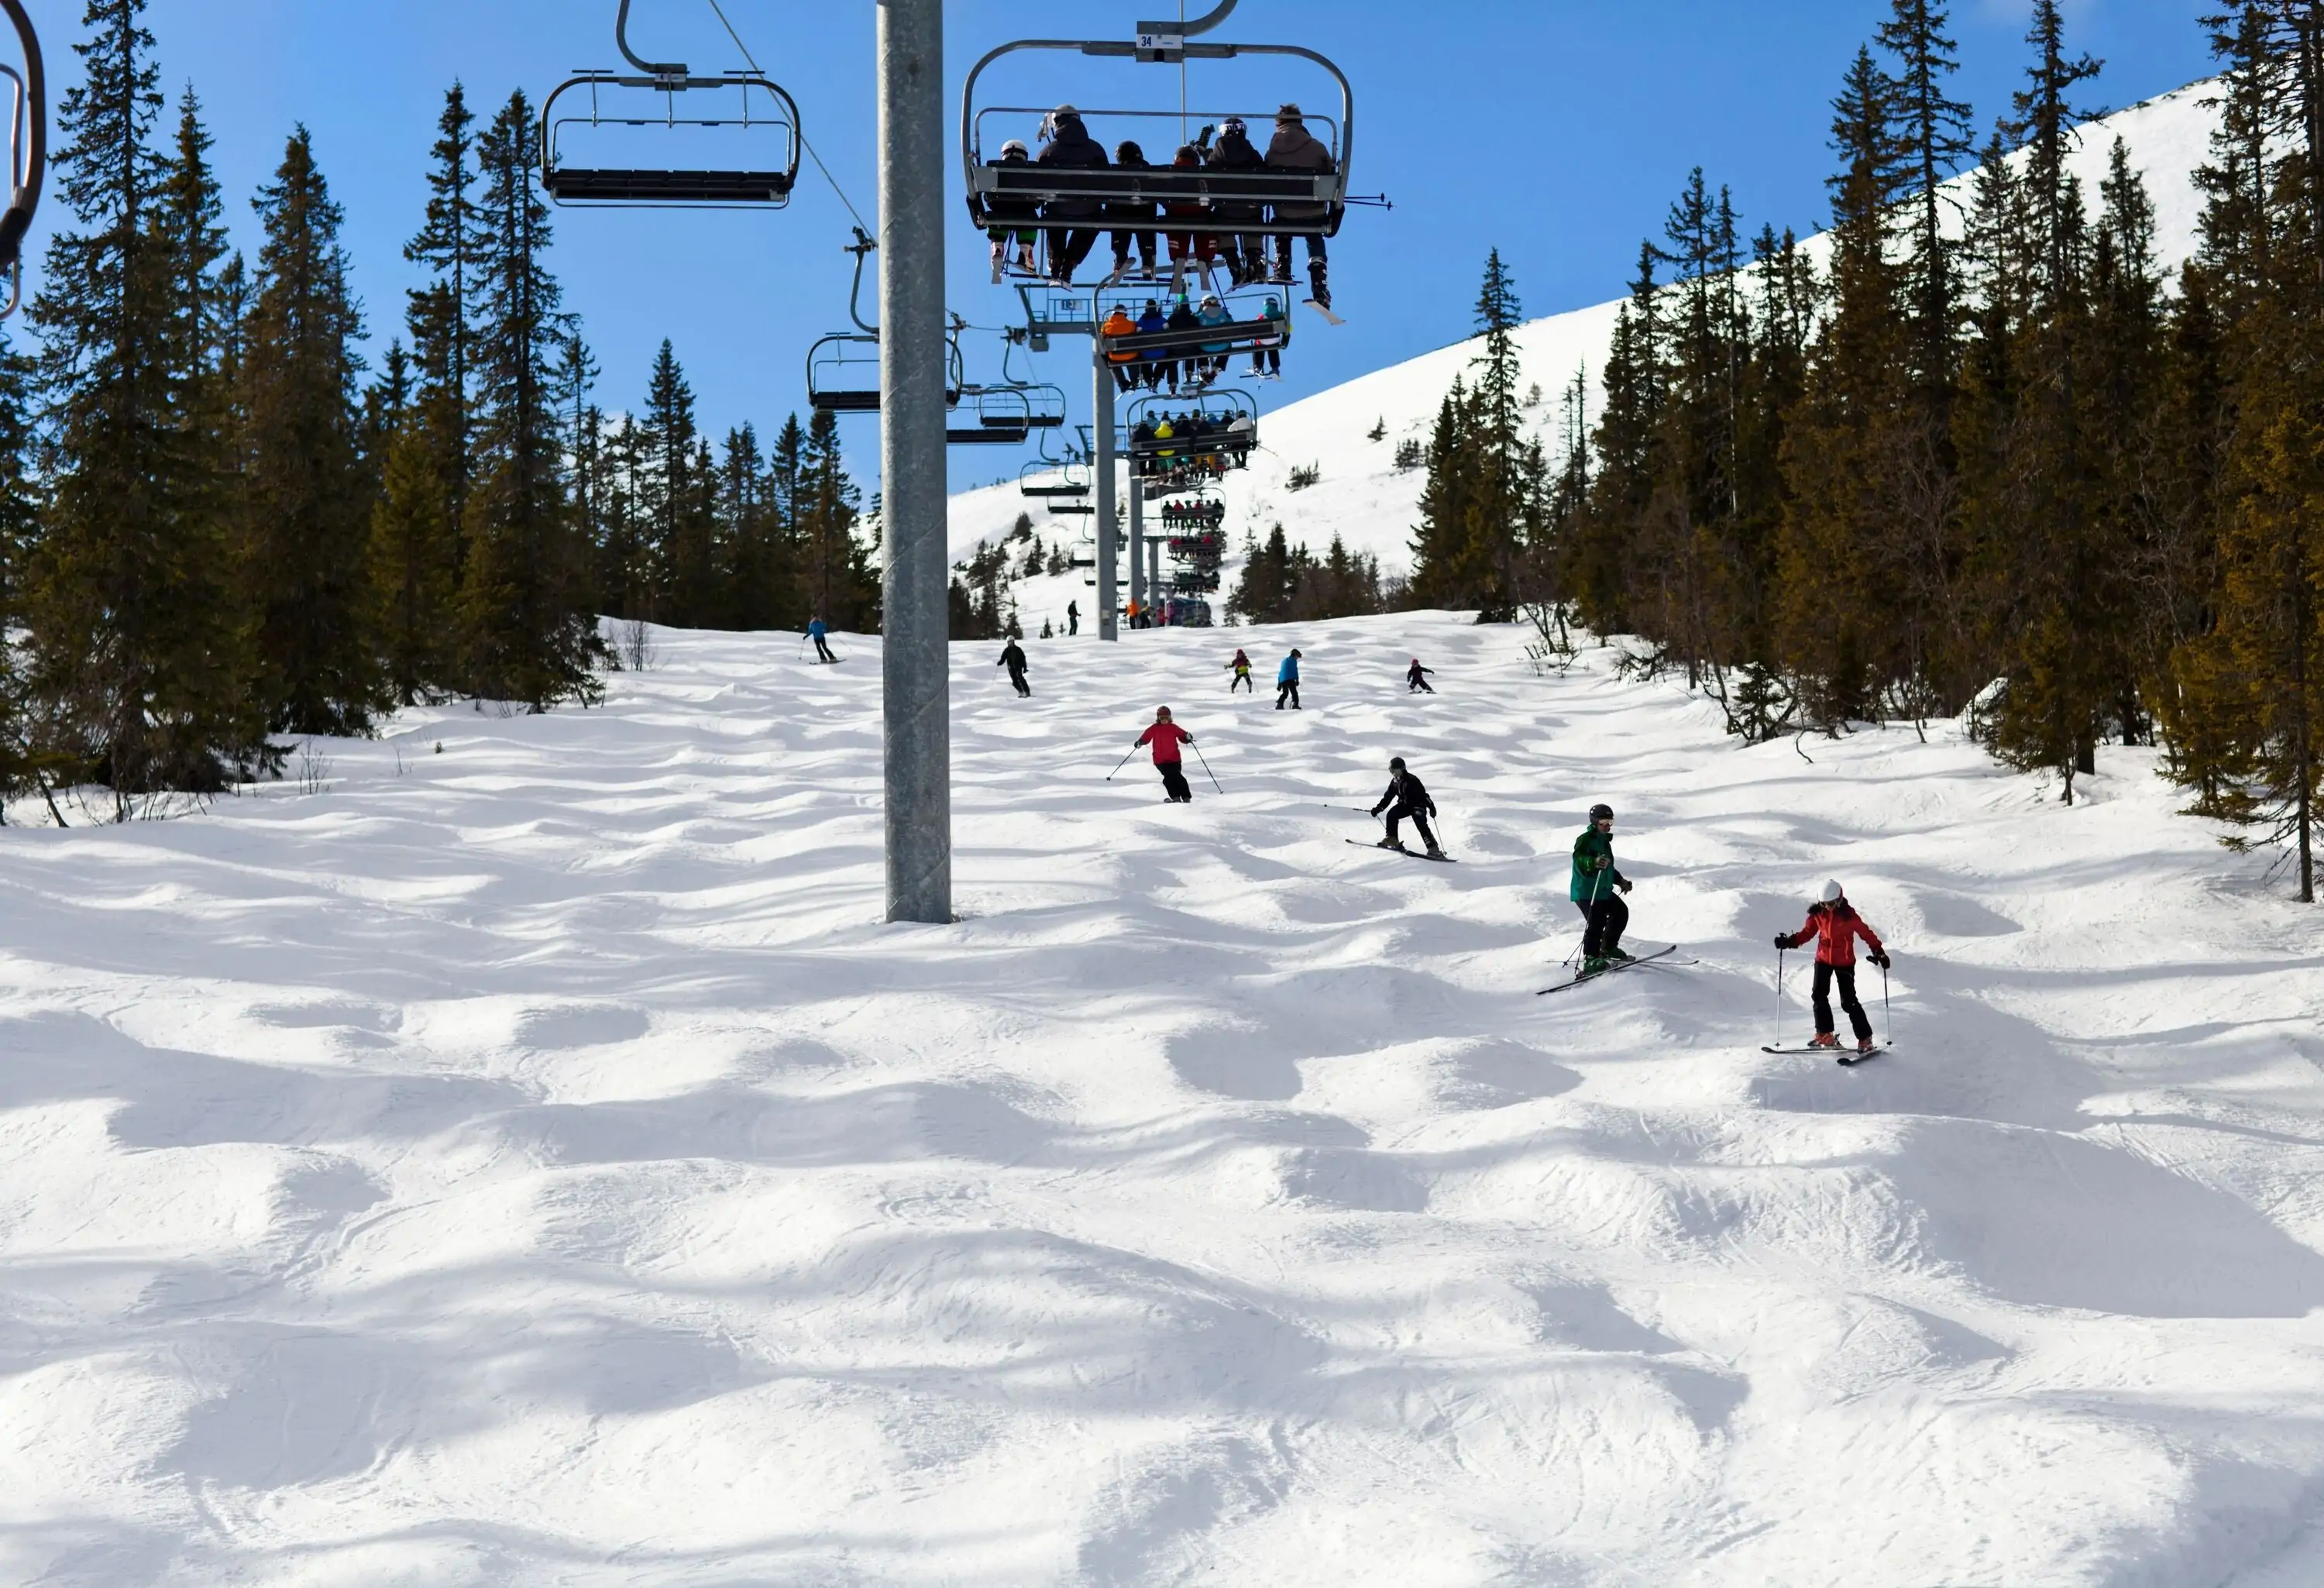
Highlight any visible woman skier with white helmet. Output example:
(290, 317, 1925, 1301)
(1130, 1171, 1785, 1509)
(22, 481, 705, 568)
(1776, 880, 1891, 1055)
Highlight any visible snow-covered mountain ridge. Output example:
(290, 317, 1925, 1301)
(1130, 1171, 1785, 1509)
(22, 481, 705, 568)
(948, 80, 2222, 634)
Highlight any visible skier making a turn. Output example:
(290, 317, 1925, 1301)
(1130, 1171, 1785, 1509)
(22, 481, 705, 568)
(1406, 658, 1436, 694)
(1776, 880, 1890, 1054)
(1134, 707, 1198, 803)
(1371, 757, 1444, 858)
(1571, 803, 1635, 973)
(808, 616, 837, 664)
(1226, 648, 1255, 693)
(997, 637, 1032, 697)
(1276, 648, 1303, 710)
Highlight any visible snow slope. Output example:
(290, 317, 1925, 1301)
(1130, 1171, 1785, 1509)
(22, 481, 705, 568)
(949, 81, 2223, 636)
(7, 611, 2324, 1585)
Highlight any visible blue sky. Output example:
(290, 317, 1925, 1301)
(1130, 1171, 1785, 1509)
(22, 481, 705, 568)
(14, 1, 2216, 491)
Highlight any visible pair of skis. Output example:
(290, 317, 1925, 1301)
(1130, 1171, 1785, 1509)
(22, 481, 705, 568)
(1345, 838, 1454, 864)
(1535, 944, 1683, 996)
(1762, 1041, 1893, 1067)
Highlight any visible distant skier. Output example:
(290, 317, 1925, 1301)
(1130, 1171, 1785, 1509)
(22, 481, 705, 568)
(1370, 756, 1444, 858)
(1067, 599, 1080, 637)
(1134, 706, 1198, 803)
(997, 637, 1032, 697)
(1570, 803, 1634, 973)
(1226, 647, 1254, 693)
(1406, 658, 1435, 694)
(808, 616, 837, 664)
(1275, 648, 1303, 710)
(1775, 880, 1890, 1054)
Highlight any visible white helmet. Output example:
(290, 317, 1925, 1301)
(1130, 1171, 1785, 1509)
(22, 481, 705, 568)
(1820, 879, 1844, 903)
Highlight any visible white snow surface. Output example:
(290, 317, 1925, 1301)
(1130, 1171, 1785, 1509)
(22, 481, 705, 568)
(951, 81, 2223, 638)
(8, 611, 2324, 1585)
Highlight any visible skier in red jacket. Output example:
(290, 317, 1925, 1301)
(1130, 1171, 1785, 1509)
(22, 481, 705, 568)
(1134, 707, 1197, 803)
(1776, 880, 1891, 1053)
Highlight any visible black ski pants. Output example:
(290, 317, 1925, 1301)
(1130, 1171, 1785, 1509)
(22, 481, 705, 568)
(1577, 892, 1628, 958)
(1276, 680, 1300, 710)
(1157, 760, 1192, 803)
(813, 635, 837, 663)
(1230, 672, 1253, 693)
(1812, 962, 1873, 1041)
(1007, 666, 1031, 698)
(1384, 805, 1437, 851)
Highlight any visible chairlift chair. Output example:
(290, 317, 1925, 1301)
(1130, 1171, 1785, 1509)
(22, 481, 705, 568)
(540, 0, 800, 208)
(961, 4, 1356, 243)
(0, 0, 43, 318)
(1019, 456, 1092, 499)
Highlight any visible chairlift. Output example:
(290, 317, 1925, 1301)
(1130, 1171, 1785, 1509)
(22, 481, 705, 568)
(961, 2, 1355, 243)
(807, 231, 968, 415)
(0, 0, 43, 318)
(540, 0, 800, 208)
(1019, 455, 1092, 498)
(1127, 386, 1259, 472)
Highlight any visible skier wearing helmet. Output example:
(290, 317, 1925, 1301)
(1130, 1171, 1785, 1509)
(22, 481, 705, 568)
(1776, 881, 1891, 1054)
(1370, 756, 1444, 858)
(1570, 803, 1633, 973)
(1133, 706, 1198, 803)
(1206, 114, 1268, 285)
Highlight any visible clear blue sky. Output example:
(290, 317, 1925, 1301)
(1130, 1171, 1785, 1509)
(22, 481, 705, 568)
(14, 1, 2216, 491)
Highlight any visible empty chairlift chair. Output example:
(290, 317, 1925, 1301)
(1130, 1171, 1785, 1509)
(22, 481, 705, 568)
(539, 0, 801, 208)
(0, 0, 43, 318)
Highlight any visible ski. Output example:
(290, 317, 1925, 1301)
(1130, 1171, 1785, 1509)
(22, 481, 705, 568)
(1762, 1043, 1895, 1061)
(1304, 298, 1346, 326)
(1536, 944, 1678, 996)
(1346, 839, 1455, 864)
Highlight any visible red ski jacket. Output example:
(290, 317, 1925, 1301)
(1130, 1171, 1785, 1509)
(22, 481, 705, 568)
(1136, 722, 1193, 765)
(1782, 901, 1884, 968)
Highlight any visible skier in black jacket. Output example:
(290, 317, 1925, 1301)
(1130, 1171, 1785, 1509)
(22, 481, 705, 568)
(1370, 757, 1443, 857)
(997, 638, 1032, 697)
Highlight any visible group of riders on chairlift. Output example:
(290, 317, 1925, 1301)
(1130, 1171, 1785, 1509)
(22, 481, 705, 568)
(984, 103, 1338, 312)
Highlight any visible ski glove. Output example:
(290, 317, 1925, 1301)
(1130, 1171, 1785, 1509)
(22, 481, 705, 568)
(1773, 933, 1791, 950)
(1872, 952, 1892, 970)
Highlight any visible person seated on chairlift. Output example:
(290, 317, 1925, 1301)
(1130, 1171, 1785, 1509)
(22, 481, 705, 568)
(1036, 105, 1109, 287)
(987, 140, 1039, 282)
(1208, 115, 1269, 288)
(1164, 295, 1202, 394)
(1195, 293, 1234, 386)
(1107, 140, 1159, 284)
(1266, 103, 1336, 311)
(1250, 294, 1288, 379)
(1136, 297, 1171, 391)
(1164, 144, 1221, 290)
(1102, 303, 1141, 394)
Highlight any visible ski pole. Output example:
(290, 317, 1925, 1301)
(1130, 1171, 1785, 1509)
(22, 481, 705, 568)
(1105, 746, 1140, 781)
(1882, 961, 1891, 1047)
(1775, 945, 1784, 1049)
(1191, 741, 1224, 794)
(796, 634, 808, 662)
(1568, 861, 1607, 971)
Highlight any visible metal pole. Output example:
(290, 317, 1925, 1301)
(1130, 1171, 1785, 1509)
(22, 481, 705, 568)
(879, 0, 950, 924)
(1094, 347, 1119, 641)
(1128, 459, 1146, 625)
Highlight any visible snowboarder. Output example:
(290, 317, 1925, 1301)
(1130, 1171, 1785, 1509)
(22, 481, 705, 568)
(1406, 658, 1436, 694)
(808, 616, 837, 664)
(1775, 881, 1891, 1054)
(1134, 707, 1198, 803)
(997, 638, 1032, 697)
(1370, 757, 1444, 857)
(1275, 648, 1303, 710)
(1570, 803, 1634, 974)
(1226, 647, 1254, 693)
(1067, 600, 1080, 636)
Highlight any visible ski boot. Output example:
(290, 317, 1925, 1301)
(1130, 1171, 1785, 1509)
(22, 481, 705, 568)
(1308, 258, 1332, 312)
(1582, 956, 1610, 977)
(1808, 1033, 1841, 1050)
(1602, 946, 1635, 964)
(1857, 1036, 1878, 1056)
(1425, 847, 1448, 861)
(1376, 837, 1406, 851)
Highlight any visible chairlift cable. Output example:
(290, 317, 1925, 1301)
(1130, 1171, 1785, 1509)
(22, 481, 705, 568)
(703, 0, 871, 233)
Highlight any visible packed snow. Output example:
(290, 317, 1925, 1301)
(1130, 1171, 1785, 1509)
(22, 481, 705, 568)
(5, 610, 2324, 1585)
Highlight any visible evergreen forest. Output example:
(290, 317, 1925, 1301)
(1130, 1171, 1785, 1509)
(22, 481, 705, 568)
(1408, 0, 2324, 902)
(0, 0, 877, 820)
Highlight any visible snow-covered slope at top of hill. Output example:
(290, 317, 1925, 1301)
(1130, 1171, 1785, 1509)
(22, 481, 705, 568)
(947, 79, 2221, 633)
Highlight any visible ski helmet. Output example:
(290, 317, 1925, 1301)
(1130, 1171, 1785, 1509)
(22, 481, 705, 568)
(1156, 706, 1174, 720)
(1389, 756, 1407, 772)
(1820, 879, 1844, 902)
(1589, 803, 1614, 823)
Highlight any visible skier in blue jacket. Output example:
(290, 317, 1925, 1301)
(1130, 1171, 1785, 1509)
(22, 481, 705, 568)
(808, 617, 837, 664)
(1275, 648, 1303, 710)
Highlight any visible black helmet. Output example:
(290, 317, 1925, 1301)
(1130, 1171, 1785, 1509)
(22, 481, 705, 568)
(1389, 756, 1407, 772)
(1590, 803, 1614, 823)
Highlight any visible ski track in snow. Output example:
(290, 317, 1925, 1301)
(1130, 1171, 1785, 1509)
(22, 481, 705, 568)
(5, 611, 2324, 1586)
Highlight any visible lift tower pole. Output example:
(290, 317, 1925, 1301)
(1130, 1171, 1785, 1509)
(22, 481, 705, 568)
(1093, 350, 1120, 641)
(879, 0, 951, 923)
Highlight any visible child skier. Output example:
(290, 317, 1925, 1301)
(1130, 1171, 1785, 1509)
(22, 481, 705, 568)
(1370, 757, 1443, 858)
(1570, 803, 1634, 973)
(1406, 658, 1435, 694)
(1226, 648, 1254, 693)
(1775, 880, 1891, 1054)
(1134, 707, 1198, 803)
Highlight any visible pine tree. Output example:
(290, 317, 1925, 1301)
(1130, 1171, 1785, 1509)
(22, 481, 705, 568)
(638, 340, 715, 625)
(406, 84, 480, 564)
(1878, 0, 1975, 400)
(796, 406, 876, 632)
(26, 0, 263, 801)
(0, 335, 43, 812)
(242, 127, 376, 735)
(459, 91, 600, 706)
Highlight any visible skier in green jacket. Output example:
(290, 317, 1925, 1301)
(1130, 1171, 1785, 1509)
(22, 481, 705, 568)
(1570, 803, 1634, 973)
